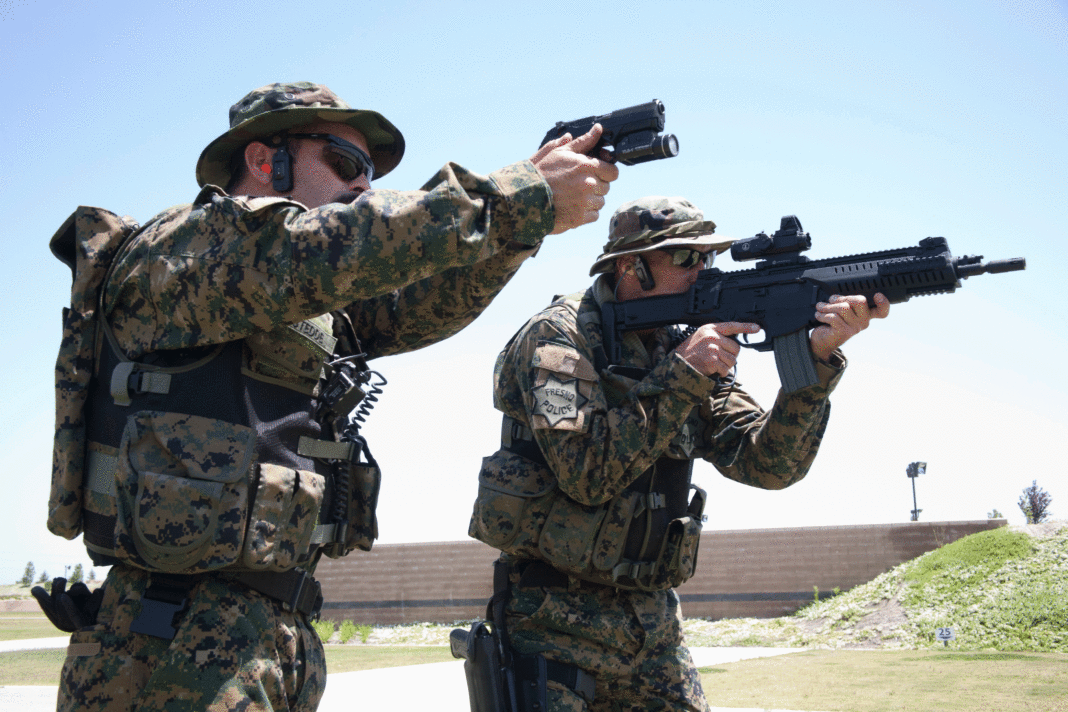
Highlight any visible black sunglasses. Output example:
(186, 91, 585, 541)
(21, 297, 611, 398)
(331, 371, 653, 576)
(288, 133, 375, 183)
(662, 247, 715, 269)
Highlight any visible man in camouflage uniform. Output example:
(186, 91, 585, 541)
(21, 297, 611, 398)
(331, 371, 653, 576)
(52, 82, 618, 711)
(468, 196, 890, 711)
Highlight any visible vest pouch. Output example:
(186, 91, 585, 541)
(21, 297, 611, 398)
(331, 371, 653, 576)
(538, 495, 607, 574)
(48, 206, 140, 541)
(644, 515, 703, 590)
(590, 491, 643, 572)
(469, 449, 557, 555)
(49, 307, 94, 539)
(113, 411, 255, 573)
(342, 459, 381, 554)
(241, 464, 325, 570)
(650, 484, 706, 589)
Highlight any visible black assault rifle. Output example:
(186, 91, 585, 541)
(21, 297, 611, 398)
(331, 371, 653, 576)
(541, 100, 679, 165)
(601, 215, 1026, 393)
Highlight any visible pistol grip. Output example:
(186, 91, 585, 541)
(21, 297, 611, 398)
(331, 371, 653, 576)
(450, 628, 470, 660)
(773, 329, 819, 393)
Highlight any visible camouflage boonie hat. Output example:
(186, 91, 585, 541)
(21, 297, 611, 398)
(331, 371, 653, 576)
(590, 196, 734, 275)
(196, 82, 405, 188)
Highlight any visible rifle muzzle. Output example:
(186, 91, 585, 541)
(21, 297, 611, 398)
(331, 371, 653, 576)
(958, 257, 1026, 278)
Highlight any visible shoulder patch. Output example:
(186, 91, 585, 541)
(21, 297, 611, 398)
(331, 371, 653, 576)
(531, 374, 588, 427)
(531, 341, 598, 381)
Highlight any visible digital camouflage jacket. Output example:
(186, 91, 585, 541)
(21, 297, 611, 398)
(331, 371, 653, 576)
(104, 160, 553, 365)
(471, 275, 846, 586)
(65, 159, 553, 573)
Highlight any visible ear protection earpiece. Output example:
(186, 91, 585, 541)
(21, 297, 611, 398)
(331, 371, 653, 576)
(271, 144, 294, 193)
(634, 255, 656, 291)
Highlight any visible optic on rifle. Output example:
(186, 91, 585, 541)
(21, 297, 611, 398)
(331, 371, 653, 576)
(730, 215, 813, 263)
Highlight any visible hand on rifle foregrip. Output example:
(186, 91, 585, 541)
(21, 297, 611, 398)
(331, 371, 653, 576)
(809, 293, 891, 362)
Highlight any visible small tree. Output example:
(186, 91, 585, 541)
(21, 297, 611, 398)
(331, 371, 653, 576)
(70, 564, 84, 584)
(1018, 480, 1053, 524)
(987, 508, 1004, 519)
(37, 570, 49, 584)
(89, 568, 96, 582)
(18, 562, 34, 586)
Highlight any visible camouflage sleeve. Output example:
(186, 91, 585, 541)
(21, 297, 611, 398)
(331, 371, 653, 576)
(104, 161, 553, 357)
(343, 161, 546, 356)
(347, 245, 534, 357)
(504, 310, 717, 507)
(694, 352, 847, 490)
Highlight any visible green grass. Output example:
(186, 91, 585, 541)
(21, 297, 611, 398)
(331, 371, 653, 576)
(5, 643, 1066, 711)
(0, 648, 69, 685)
(322, 645, 453, 673)
(699, 649, 1068, 712)
(687, 524, 1068, 652)
(901, 527, 1034, 595)
(0, 644, 456, 685)
(0, 612, 66, 641)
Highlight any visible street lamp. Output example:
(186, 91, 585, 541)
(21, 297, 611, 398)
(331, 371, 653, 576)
(907, 461, 926, 521)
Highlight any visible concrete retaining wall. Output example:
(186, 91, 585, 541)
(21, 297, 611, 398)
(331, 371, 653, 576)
(315, 519, 1005, 624)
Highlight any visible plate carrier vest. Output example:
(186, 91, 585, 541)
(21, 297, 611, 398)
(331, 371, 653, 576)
(469, 293, 706, 591)
(47, 206, 380, 576)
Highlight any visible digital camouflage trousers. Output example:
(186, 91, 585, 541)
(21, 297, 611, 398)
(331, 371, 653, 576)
(505, 577, 709, 712)
(57, 565, 326, 711)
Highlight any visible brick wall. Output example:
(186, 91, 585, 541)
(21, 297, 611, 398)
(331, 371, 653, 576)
(315, 519, 1005, 624)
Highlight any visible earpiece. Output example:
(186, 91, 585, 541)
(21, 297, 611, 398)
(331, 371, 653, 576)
(634, 255, 656, 291)
(271, 145, 293, 192)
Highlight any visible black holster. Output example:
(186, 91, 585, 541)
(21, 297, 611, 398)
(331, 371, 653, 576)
(451, 559, 594, 712)
(451, 620, 519, 712)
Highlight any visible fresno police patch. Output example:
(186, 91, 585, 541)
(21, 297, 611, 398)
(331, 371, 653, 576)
(531, 374, 587, 427)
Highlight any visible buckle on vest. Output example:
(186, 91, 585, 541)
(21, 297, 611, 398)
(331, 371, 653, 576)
(110, 362, 172, 407)
(501, 415, 533, 448)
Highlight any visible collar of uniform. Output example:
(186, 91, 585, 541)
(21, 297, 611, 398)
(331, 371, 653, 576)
(592, 273, 616, 307)
(591, 274, 655, 368)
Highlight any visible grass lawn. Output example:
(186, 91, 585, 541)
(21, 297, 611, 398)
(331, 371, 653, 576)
(0, 644, 456, 686)
(0, 612, 66, 641)
(0, 648, 68, 685)
(699, 649, 1068, 712)
(5, 613, 1066, 712)
(323, 645, 454, 673)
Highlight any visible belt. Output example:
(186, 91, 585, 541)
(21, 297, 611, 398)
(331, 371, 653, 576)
(231, 568, 324, 619)
(515, 560, 571, 589)
(131, 568, 323, 641)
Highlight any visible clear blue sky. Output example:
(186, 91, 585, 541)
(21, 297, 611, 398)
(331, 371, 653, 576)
(1, 0, 1065, 585)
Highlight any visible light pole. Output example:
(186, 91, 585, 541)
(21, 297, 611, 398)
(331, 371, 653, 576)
(907, 461, 926, 521)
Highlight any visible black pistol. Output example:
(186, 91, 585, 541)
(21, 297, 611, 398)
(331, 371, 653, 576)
(540, 100, 679, 165)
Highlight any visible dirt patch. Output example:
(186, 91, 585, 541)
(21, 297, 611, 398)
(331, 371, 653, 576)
(0, 599, 41, 612)
(854, 596, 908, 632)
(1009, 520, 1067, 539)
(839, 596, 910, 648)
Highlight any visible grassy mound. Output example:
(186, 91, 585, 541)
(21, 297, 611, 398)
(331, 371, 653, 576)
(684, 522, 1068, 651)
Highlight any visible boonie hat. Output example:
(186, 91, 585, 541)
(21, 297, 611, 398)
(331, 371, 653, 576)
(590, 196, 734, 276)
(196, 82, 405, 188)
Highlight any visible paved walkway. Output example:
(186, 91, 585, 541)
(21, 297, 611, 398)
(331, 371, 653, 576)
(0, 638, 824, 712)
